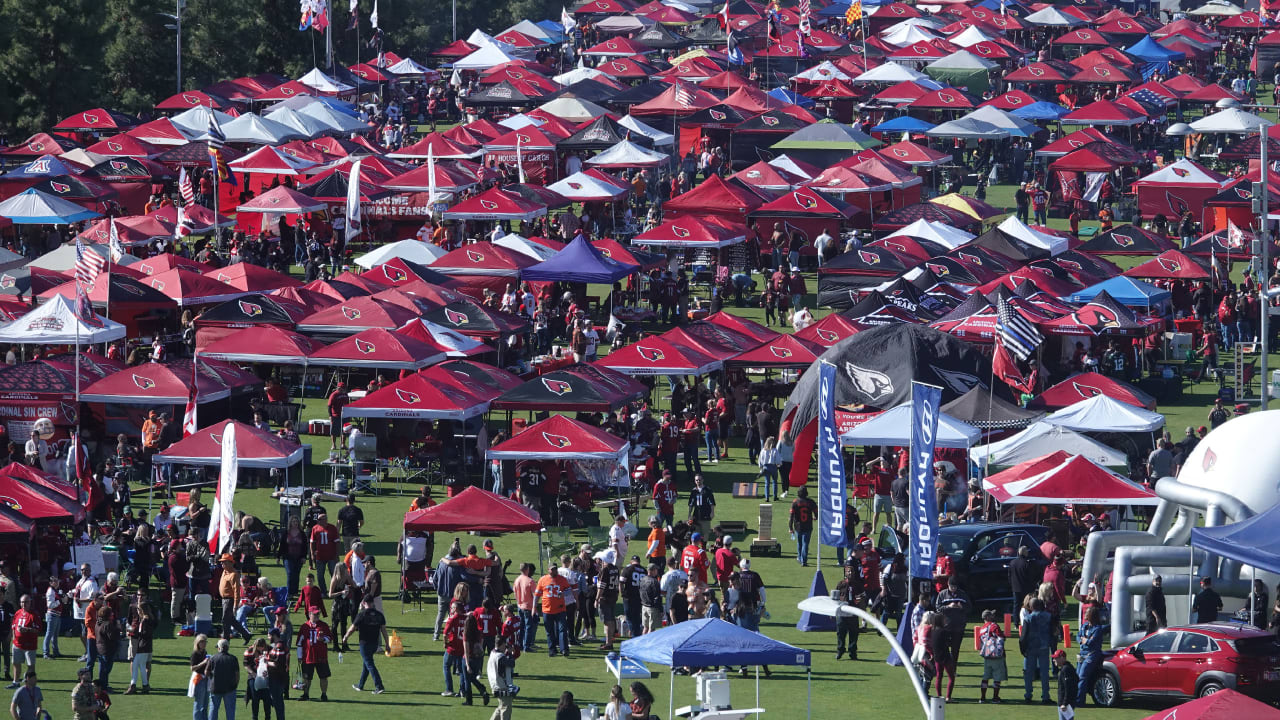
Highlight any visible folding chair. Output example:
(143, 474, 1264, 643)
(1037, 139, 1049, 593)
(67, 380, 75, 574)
(399, 565, 434, 613)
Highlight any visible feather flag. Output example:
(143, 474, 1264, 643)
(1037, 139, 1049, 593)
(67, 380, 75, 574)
(207, 423, 239, 555)
(107, 220, 125, 264)
(182, 358, 198, 437)
(561, 6, 576, 33)
(345, 158, 363, 240)
(370, 0, 378, 28)
(720, 0, 730, 29)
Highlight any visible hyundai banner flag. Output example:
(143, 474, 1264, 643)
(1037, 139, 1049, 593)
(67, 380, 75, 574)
(818, 362, 850, 549)
(909, 381, 941, 580)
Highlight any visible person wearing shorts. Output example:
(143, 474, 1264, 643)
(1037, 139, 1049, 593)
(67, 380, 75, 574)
(296, 608, 332, 701)
(978, 609, 1008, 703)
(326, 382, 349, 457)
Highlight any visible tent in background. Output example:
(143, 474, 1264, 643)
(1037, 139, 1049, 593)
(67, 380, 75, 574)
(970, 422, 1129, 469)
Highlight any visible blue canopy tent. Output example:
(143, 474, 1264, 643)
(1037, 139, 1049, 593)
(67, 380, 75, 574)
(1191, 503, 1280, 624)
(1068, 276, 1171, 313)
(1011, 101, 1071, 121)
(0, 188, 102, 224)
(619, 618, 812, 718)
(520, 235, 639, 284)
(534, 20, 569, 43)
(768, 87, 815, 108)
(871, 116, 937, 134)
(1126, 36, 1185, 79)
(818, 2, 851, 15)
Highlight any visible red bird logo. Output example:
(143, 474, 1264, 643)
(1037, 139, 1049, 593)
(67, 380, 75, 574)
(815, 328, 839, 343)
(925, 262, 950, 276)
(50, 182, 70, 194)
(1070, 306, 1120, 334)
(709, 110, 726, 121)
(672, 226, 691, 238)
(542, 432, 571, 448)
(1235, 187, 1253, 200)
(1166, 192, 1191, 217)
(1094, 67, 1111, 78)
(1005, 93, 1022, 104)
(637, 346, 665, 362)
(761, 115, 779, 126)
(139, 264, 155, 276)
(107, 141, 122, 152)
(0, 275, 13, 290)
(892, 148, 909, 158)
(281, 87, 296, 96)
(395, 388, 421, 404)
(341, 306, 362, 320)
(444, 308, 468, 325)
(976, 44, 992, 55)
(132, 374, 155, 390)
(938, 92, 955, 104)
(150, 280, 166, 292)
(858, 250, 880, 265)
(83, 112, 99, 124)
(1157, 257, 1182, 273)
(958, 252, 982, 266)
(466, 249, 485, 263)
(355, 339, 376, 354)
(1028, 66, 1044, 77)
(1058, 260, 1082, 271)
(239, 301, 263, 317)
(1112, 233, 1135, 248)
(913, 45, 928, 55)
(1072, 382, 1103, 399)
(479, 200, 498, 211)
(28, 142, 43, 152)
(383, 265, 408, 282)
(1171, 167, 1190, 178)
(769, 346, 792, 359)
(542, 378, 573, 395)
(110, 160, 129, 172)
(794, 192, 818, 209)
(612, 62, 626, 72)
(1202, 447, 1217, 471)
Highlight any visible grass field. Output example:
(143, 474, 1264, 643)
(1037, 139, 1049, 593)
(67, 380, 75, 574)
(31, 178, 1277, 720)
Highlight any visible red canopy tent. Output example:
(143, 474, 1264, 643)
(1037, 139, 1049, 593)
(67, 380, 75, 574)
(983, 452, 1158, 505)
(703, 312, 779, 343)
(428, 241, 539, 277)
(143, 268, 246, 307)
(726, 334, 823, 368)
(598, 336, 722, 375)
(306, 327, 447, 370)
(403, 486, 541, 533)
(441, 188, 547, 222)
(295, 297, 421, 335)
(794, 312, 869, 347)
(343, 373, 489, 420)
(1123, 249, 1211, 280)
(79, 358, 261, 404)
(0, 463, 78, 501)
(154, 420, 304, 469)
(1137, 689, 1280, 720)
(1029, 371, 1157, 411)
(53, 108, 138, 132)
(85, 134, 161, 158)
(133, 254, 213, 276)
(0, 477, 85, 524)
(663, 175, 765, 219)
(205, 263, 301, 292)
(200, 325, 324, 365)
(487, 414, 629, 462)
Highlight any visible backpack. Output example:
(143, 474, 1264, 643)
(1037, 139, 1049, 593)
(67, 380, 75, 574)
(979, 624, 1005, 659)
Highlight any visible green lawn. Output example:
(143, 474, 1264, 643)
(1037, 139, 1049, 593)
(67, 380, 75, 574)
(37, 178, 1277, 720)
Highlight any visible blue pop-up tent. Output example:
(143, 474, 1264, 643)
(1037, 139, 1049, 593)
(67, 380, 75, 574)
(619, 618, 812, 718)
(768, 86, 815, 108)
(871, 116, 937, 134)
(1068, 276, 1171, 311)
(1191, 503, 1280, 575)
(1011, 101, 1071, 121)
(520, 234, 639, 284)
(1126, 35, 1185, 79)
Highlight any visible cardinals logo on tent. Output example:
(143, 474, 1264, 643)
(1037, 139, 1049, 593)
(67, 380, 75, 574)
(26, 158, 51, 174)
(1070, 306, 1120, 334)
(1032, 267, 1054, 277)
(28, 142, 43, 152)
(891, 4, 905, 12)
(0, 497, 21, 512)
(82, 111, 100, 125)
(914, 45, 928, 54)
(925, 262, 950, 276)
(761, 115, 779, 126)
(780, 45, 794, 54)
(975, 44, 992, 56)
(1068, 139, 1085, 148)
(1171, 167, 1190, 178)
(150, 280, 166, 292)
(0, 275, 12, 290)
(182, 93, 201, 105)
(1078, 31, 1092, 39)
(1235, 187, 1253, 200)
(844, 362, 894, 403)
(1028, 66, 1045, 77)
(709, 110, 727, 121)
(355, 339, 376, 354)
(938, 92, 956, 104)
(1072, 382, 1103, 399)
(117, 282, 144, 296)
(50, 181, 70, 194)
(891, 147, 909, 158)
(1057, 259, 1082, 271)
(478, 200, 498, 211)
(543, 432, 571, 449)
(611, 61, 627, 72)
(815, 328, 839, 343)
(672, 226, 691, 238)
(60, 400, 78, 423)
(466, 249, 485, 263)
(281, 87, 296, 96)
(1112, 233, 1135, 248)
(857, 250, 880, 265)
(1166, 192, 1191, 217)
(1094, 67, 1110, 77)
(132, 374, 155, 390)
(1157, 257, 1182, 273)
(1202, 446, 1217, 472)
(395, 388, 421, 404)
(542, 378, 573, 395)
(342, 306, 362, 320)
(794, 192, 818, 209)
(382, 265, 408, 283)
(567, 182, 583, 190)
(107, 141, 123, 153)
(1005, 93, 1022, 105)
(958, 252, 982, 266)
(598, 248, 612, 258)
(239, 301, 263, 317)
(637, 346, 665, 362)
(444, 308, 468, 325)
(769, 346, 792, 359)
(1118, 21, 1132, 29)
(110, 160, 129, 172)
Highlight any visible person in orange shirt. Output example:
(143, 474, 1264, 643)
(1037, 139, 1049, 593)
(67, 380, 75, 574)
(533, 564, 570, 658)
(644, 517, 666, 565)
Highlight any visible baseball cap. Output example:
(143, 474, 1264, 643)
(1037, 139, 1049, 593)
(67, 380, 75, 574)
(691, 532, 702, 542)
(483, 539, 494, 548)
(308, 606, 322, 614)
(1082, 513, 1095, 522)
(1052, 650, 1066, 660)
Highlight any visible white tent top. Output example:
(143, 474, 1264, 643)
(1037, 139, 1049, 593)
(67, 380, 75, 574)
(494, 234, 560, 261)
(29, 244, 140, 273)
(948, 25, 995, 48)
(386, 57, 433, 75)
(497, 113, 544, 131)
(297, 102, 372, 134)
(594, 14, 654, 32)
(997, 215, 1070, 255)
(960, 105, 1038, 136)
(454, 43, 520, 70)
(0, 189, 102, 224)
(264, 108, 332, 139)
(791, 61, 853, 83)
(926, 117, 1010, 140)
(170, 106, 236, 136)
(970, 421, 1128, 468)
(928, 50, 999, 71)
(1137, 157, 1230, 186)
(60, 149, 110, 167)
(1044, 394, 1166, 433)
(880, 22, 941, 48)
(398, 318, 489, 357)
(0, 295, 125, 345)
(586, 139, 669, 167)
(618, 115, 675, 147)
(537, 96, 609, 123)
(1187, 107, 1270, 134)
(885, 218, 975, 249)
(553, 65, 609, 85)
(1024, 6, 1086, 25)
(219, 113, 306, 144)
(841, 402, 982, 449)
(854, 62, 930, 85)
(466, 29, 510, 48)
(297, 67, 356, 94)
(354, 238, 449, 269)
(502, 19, 559, 42)
(769, 154, 819, 180)
(546, 171, 629, 201)
(1186, 0, 1244, 15)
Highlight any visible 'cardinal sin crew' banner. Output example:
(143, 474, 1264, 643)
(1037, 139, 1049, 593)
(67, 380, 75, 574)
(817, 362, 850, 549)
(909, 381, 941, 580)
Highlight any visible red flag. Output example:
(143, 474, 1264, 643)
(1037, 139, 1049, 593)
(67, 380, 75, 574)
(71, 435, 92, 495)
(993, 339, 1037, 396)
(183, 358, 198, 437)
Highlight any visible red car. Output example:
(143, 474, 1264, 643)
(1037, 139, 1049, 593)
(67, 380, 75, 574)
(1094, 623, 1280, 707)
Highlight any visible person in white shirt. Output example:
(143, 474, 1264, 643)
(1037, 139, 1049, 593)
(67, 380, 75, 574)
(565, 152, 582, 176)
(659, 558, 687, 611)
(520, 287, 536, 318)
(488, 225, 505, 243)
(416, 222, 432, 242)
(71, 565, 98, 660)
(813, 228, 833, 266)
(607, 516, 629, 560)
(347, 423, 365, 454)
(584, 325, 600, 361)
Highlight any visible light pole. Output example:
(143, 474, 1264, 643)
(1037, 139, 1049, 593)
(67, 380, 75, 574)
(159, 0, 186, 93)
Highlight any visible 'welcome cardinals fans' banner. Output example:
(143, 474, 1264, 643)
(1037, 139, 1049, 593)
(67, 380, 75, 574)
(909, 381, 941, 580)
(817, 362, 850, 549)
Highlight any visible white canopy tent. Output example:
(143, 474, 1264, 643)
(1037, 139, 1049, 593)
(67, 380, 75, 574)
(841, 403, 982, 448)
(885, 218, 975, 249)
(264, 108, 333, 139)
(618, 115, 675, 147)
(853, 62, 930, 85)
(880, 22, 941, 47)
(398, 319, 489, 357)
(960, 106, 1039, 138)
(297, 68, 356, 94)
(0, 295, 126, 345)
(1044, 394, 1166, 433)
(353, 239, 449, 269)
(386, 57, 433, 76)
(948, 25, 995, 48)
(219, 113, 305, 144)
(546, 172, 629, 201)
(297, 102, 373, 134)
(1024, 6, 1086, 25)
(494, 234, 561, 261)
(585, 140, 669, 167)
(537, 97, 609, 123)
(553, 65, 609, 85)
(927, 50, 999, 72)
(454, 44, 520, 70)
(170, 106, 235, 137)
(925, 117, 1010, 140)
(970, 421, 1129, 468)
(791, 61, 853, 83)
(997, 215, 1070, 255)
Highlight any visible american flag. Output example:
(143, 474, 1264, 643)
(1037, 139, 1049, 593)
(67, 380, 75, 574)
(74, 237, 104, 287)
(1128, 88, 1172, 107)
(798, 0, 811, 35)
(996, 295, 1043, 362)
(675, 85, 695, 109)
(206, 111, 236, 186)
(178, 167, 195, 205)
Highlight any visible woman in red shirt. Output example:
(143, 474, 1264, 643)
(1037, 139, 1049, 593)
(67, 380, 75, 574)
(702, 400, 720, 465)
